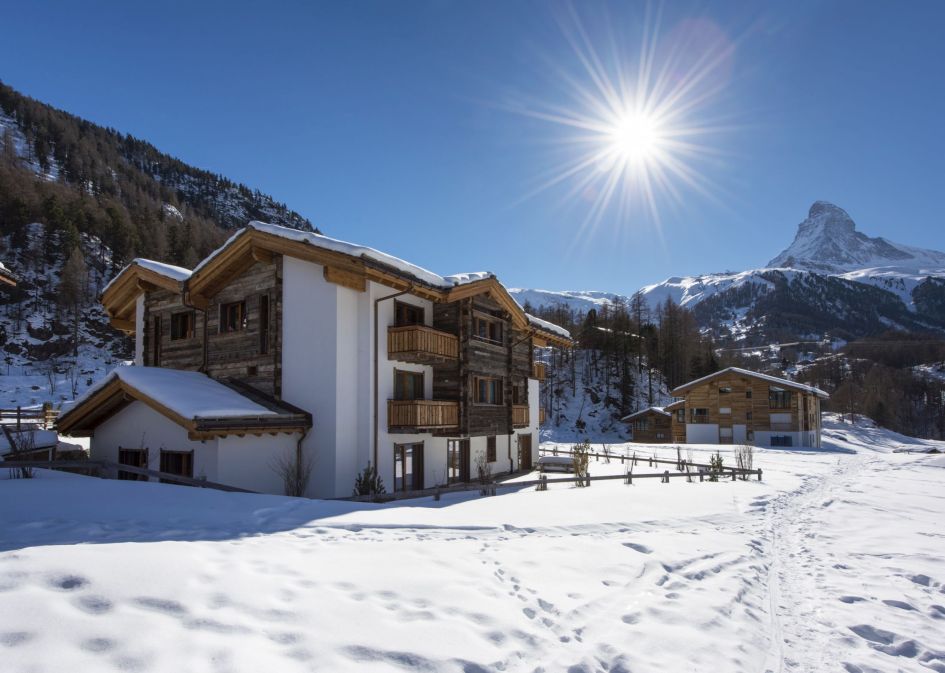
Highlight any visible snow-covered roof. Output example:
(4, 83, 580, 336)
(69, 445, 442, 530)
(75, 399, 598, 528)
(102, 258, 192, 295)
(672, 367, 829, 398)
(620, 406, 670, 422)
(70, 367, 279, 420)
(196, 221, 481, 290)
(525, 313, 572, 340)
(443, 271, 494, 286)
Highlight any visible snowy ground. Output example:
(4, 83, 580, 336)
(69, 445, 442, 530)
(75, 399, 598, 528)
(1, 415, 944, 672)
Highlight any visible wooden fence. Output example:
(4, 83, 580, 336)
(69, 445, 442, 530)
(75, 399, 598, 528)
(538, 446, 761, 481)
(0, 460, 256, 493)
(0, 406, 59, 430)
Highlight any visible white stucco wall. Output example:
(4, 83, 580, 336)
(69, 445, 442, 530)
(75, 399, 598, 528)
(754, 430, 818, 449)
(92, 401, 220, 480)
(686, 423, 720, 444)
(217, 433, 300, 494)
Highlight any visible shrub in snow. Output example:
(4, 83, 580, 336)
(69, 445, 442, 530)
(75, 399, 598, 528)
(572, 440, 590, 487)
(475, 453, 493, 495)
(709, 451, 724, 482)
(735, 444, 754, 479)
(271, 449, 313, 497)
(353, 462, 386, 498)
(6, 427, 36, 479)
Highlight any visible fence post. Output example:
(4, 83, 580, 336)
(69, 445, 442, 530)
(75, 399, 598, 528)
(662, 470, 669, 484)
(731, 469, 737, 482)
(586, 471, 591, 487)
(16, 405, 21, 431)
(757, 468, 763, 482)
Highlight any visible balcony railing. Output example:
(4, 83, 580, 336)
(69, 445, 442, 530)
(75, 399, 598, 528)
(539, 407, 547, 425)
(532, 362, 547, 381)
(387, 325, 459, 364)
(769, 422, 795, 432)
(512, 404, 529, 428)
(388, 399, 459, 431)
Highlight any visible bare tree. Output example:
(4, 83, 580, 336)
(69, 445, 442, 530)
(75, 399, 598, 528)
(271, 447, 313, 497)
(7, 427, 37, 479)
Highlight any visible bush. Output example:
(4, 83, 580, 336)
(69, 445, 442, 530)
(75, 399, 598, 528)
(353, 462, 386, 497)
(709, 451, 724, 482)
(572, 440, 590, 487)
(735, 444, 754, 479)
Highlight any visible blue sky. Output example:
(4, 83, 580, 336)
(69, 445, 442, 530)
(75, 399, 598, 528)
(3, 1, 944, 294)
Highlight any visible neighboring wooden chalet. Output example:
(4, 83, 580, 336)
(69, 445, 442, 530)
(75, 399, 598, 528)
(621, 407, 672, 443)
(63, 222, 571, 497)
(670, 367, 828, 448)
(664, 399, 686, 443)
(0, 261, 16, 287)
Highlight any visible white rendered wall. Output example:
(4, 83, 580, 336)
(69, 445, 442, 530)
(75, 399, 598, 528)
(134, 294, 144, 366)
(753, 431, 816, 449)
(92, 401, 219, 480)
(217, 433, 300, 494)
(687, 424, 720, 444)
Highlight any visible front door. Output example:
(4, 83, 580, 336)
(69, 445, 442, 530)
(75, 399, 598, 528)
(394, 442, 424, 492)
(447, 439, 470, 483)
(517, 434, 532, 470)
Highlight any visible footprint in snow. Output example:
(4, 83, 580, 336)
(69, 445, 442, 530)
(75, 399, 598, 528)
(46, 574, 89, 591)
(622, 542, 652, 554)
(882, 599, 916, 611)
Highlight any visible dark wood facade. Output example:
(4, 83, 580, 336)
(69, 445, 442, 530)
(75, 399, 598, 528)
(143, 257, 284, 398)
(623, 408, 673, 444)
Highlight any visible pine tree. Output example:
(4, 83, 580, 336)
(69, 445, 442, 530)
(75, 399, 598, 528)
(58, 246, 88, 357)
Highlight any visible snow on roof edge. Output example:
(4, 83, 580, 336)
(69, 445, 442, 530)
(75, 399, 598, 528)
(673, 367, 829, 398)
(525, 312, 572, 340)
(102, 258, 192, 295)
(620, 406, 669, 421)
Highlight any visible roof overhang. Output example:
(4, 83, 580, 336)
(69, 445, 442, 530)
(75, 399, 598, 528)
(0, 269, 16, 287)
(620, 407, 670, 422)
(671, 367, 829, 399)
(101, 263, 188, 333)
(57, 376, 311, 440)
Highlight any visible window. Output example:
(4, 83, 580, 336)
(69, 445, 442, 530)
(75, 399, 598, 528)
(770, 435, 793, 447)
(769, 388, 792, 409)
(635, 419, 649, 431)
(152, 316, 162, 366)
(259, 294, 270, 354)
(719, 386, 732, 394)
(170, 311, 194, 340)
(512, 381, 526, 405)
(219, 300, 246, 333)
(676, 409, 685, 423)
(394, 370, 424, 400)
(486, 436, 496, 462)
(746, 389, 753, 399)
(690, 408, 709, 423)
(473, 315, 503, 344)
(395, 301, 424, 326)
(746, 411, 753, 421)
(656, 432, 665, 440)
(475, 376, 503, 405)
(118, 448, 147, 481)
(159, 450, 193, 484)
(719, 407, 731, 415)
(394, 442, 424, 492)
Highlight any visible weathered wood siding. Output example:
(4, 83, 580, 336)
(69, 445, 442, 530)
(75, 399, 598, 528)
(142, 257, 284, 399)
(205, 258, 283, 398)
(627, 411, 672, 443)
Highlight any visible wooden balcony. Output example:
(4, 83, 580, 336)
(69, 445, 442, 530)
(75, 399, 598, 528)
(532, 361, 547, 381)
(387, 325, 459, 364)
(388, 399, 459, 432)
(539, 407, 546, 425)
(512, 404, 530, 428)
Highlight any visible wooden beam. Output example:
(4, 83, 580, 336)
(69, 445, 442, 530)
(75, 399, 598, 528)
(109, 317, 135, 333)
(324, 265, 366, 292)
(251, 247, 273, 264)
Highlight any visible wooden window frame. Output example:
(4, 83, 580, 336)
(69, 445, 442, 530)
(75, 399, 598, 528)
(746, 389, 753, 399)
(219, 300, 247, 334)
(447, 438, 469, 484)
(474, 375, 504, 405)
(472, 314, 504, 345)
(159, 449, 193, 484)
(393, 369, 424, 401)
(394, 300, 425, 327)
(118, 447, 148, 481)
(768, 388, 792, 410)
(259, 294, 271, 355)
(718, 386, 732, 394)
(676, 409, 685, 423)
(170, 311, 195, 341)
(690, 407, 709, 423)
(486, 436, 496, 463)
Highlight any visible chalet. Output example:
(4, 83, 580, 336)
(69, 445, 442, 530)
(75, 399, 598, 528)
(669, 367, 828, 448)
(0, 261, 16, 287)
(58, 222, 571, 497)
(620, 406, 672, 443)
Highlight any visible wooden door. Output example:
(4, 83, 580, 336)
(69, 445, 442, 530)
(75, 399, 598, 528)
(518, 434, 532, 470)
(447, 439, 470, 483)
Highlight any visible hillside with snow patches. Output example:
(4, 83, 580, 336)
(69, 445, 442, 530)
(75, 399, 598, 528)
(511, 202, 945, 343)
(2, 414, 943, 673)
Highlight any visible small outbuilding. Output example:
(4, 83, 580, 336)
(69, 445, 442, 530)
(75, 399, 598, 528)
(621, 406, 673, 443)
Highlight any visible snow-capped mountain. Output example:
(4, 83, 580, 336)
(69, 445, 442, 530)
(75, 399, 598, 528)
(513, 202, 945, 343)
(767, 201, 945, 274)
(507, 289, 631, 314)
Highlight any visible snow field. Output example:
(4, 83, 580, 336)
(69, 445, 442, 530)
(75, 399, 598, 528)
(0, 416, 943, 672)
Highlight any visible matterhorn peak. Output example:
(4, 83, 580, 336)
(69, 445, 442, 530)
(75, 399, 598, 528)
(766, 202, 945, 274)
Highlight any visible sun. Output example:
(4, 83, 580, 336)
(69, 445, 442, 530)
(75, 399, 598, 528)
(607, 111, 663, 166)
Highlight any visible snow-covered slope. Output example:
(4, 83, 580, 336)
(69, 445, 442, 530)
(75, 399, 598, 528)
(508, 288, 630, 315)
